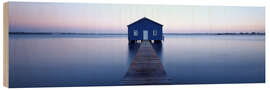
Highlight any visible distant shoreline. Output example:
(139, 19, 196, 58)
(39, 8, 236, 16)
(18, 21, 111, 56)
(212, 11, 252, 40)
(9, 32, 127, 35)
(9, 32, 265, 35)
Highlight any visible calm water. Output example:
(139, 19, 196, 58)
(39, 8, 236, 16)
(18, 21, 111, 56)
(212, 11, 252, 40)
(9, 34, 265, 87)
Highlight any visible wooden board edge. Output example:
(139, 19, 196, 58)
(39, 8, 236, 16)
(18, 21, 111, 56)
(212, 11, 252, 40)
(3, 2, 9, 88)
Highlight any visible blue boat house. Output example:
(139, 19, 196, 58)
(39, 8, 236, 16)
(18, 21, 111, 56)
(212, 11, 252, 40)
(127, 17, 163, 43)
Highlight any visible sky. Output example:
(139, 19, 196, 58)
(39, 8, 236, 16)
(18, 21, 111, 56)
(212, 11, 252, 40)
(8, 2, 265, 33)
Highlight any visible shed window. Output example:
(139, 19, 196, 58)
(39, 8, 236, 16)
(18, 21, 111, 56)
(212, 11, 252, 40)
(153, 30, 158, 36)
(133, 30, 138, 36)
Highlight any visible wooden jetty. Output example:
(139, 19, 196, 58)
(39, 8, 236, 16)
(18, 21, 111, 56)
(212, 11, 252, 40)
(120, 40, 170, 85)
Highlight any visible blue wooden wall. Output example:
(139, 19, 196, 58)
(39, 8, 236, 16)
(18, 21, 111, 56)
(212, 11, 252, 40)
(128, 18, 163, 40)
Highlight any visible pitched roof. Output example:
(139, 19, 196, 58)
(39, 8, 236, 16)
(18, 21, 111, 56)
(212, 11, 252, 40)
(127, 17, 163, 27)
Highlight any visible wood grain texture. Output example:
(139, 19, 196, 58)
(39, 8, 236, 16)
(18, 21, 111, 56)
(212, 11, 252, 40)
(3, 2, 9, 88)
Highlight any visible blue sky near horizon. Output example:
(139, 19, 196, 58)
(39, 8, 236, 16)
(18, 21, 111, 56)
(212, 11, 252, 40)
(8, 2, 265, 33)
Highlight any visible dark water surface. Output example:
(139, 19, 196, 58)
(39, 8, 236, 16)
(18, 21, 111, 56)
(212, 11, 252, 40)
(9, 34, 265, 87)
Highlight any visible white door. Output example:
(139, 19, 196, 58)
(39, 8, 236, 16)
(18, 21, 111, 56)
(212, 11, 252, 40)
(143, 30, 148, 40)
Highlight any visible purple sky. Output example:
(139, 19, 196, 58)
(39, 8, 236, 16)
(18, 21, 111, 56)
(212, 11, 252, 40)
(9, 2, 265, 33)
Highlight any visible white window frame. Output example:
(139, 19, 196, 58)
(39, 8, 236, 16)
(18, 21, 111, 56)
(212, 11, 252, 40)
(153, 30, 158, 36)
(133, 30, 138, 36)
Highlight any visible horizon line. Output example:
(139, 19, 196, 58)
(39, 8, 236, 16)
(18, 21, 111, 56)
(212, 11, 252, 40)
(9, 32, 265, 35)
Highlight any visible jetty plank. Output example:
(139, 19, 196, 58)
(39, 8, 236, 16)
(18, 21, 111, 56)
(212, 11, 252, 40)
(121, 40, 170, 85)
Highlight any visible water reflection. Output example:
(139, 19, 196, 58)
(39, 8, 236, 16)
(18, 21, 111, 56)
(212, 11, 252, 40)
(151, 42, 163, 60)
(9, 35, 265, 87)
(127, 42, 140, 64)
(9, 35, 130, 87)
